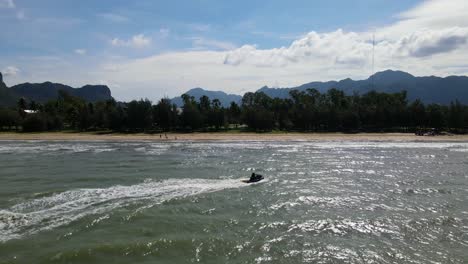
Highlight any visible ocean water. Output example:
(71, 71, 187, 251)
(0, 140, 467, 264)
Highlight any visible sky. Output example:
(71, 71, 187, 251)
(1, 0, 468, 101)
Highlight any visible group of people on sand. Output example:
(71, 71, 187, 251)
(159, 133, 177, 140)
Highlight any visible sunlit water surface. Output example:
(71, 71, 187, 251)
(0, 140, 467, 263)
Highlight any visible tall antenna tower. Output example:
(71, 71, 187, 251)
(371, 31, 375, 89)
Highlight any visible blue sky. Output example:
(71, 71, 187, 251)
(1, 0, 468, 101)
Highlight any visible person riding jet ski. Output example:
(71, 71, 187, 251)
(248, 173, 264, 183)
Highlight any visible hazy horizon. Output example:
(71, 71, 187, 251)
(1, 0, 468, 101)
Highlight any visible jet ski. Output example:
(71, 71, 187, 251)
(242, 173, 264, 183)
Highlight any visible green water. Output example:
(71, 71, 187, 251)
(0, 141, 467, 263)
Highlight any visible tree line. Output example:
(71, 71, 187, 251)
(0, 88, 467, 133)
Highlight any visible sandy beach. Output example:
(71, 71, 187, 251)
(1, 132, 468, 142)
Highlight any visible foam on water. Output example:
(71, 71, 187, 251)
(1, 141, 468, 156)
(0, 178, 245, 242)
(0, 142, 118, 154)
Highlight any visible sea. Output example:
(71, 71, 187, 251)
(0, 140, 467, 263)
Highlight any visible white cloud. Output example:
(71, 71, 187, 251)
(2, 66, 20, 76)
(222, 27, 468, 67)
(7, 0, 468, 102)
(97, 13, 129, 23)
(382, 0, 468, 39)
(111, 34, 152, 48)
(96, 0, 468, 101)
(220, 0, 468, 69)
(223, 30, 373, 67)
(191, 37, 236, 51)
(0, 0, 14, 8)
(398, 0, 468, 28)
(396, 27, 468, 57)
(74, 49, 87, 55)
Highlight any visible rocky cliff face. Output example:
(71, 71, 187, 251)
(0, 72, 18, 107)
(9, 82, 113, 103)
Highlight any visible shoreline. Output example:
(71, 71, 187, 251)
(1, 132, 468, 142)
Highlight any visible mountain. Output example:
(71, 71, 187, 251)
(0, 72, 18, 107)
(9, 82, 113, 103)
(171, 87, 242, 107)
(258, 70, 468, 104)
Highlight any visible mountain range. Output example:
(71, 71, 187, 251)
(2, 70, 467, 108)
(0, 73, 113, 107)
(172, 70, 468, 106)
(170, 87, 242, 107)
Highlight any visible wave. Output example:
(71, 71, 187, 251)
(0, 178, 245, 242)
(0, 143, 118, 154)
(307, 141, 468, 151)
(1, 141, 467, 156)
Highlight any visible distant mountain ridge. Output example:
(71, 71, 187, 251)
(172, 70, 468, 106)
(0, 73, 114, 107)
(258, 70, 468, 104)
(171, 87, 242, 107)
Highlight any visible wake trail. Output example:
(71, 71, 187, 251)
(0, 178, 246, 242)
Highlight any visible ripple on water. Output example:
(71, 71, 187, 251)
(287, 218, 400, 237)
(0, 140, 467, 263)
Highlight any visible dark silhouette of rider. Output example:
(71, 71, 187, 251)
(250, 173, 256, 181)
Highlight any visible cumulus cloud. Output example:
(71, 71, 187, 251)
(0, 0, 14, 8)
(111, 34, 152, 48)
(8, 0, 468, 101)
(99, 30, 468, 100)
(219, 1, 468, 68)
(222, 26, 468, 68)
(2, 66, 20, 76)
(396, 28, 468, 57)
(398, 0, 468, 27)
(74, 49, 87, 55)
(382, 0, 468, 39)
(223, 30, 374, 67)
(94, 0, 468, 101)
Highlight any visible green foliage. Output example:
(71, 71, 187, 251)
(241, 92, 275, 131)
(126, 99, 153, 131)
(181, 94, 203, 130)
(22, 114, 48, 132)
(153, 98, 178, 131)
(0, 108, 20, 130)
(3, 87, 468, 133)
